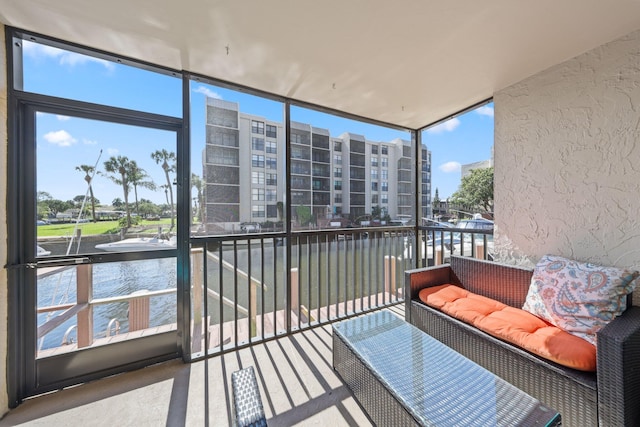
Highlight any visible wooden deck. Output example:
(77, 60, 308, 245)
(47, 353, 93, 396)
(37, 291, 403, 359)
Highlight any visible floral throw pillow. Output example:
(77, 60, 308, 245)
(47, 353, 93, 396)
(522, 254, 639, 346)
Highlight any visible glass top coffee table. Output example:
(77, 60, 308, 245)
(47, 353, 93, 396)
(333, 310, 561, 426)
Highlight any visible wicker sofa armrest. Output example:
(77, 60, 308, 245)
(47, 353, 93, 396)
(596, 305, 640, 426)
(404, 264, 455, 321)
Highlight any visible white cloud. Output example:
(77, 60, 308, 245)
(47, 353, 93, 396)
(476, 105, 494, 117)
(83, 139, 98, 145)
(426, 118, 460, 134)
(107, 148, 119, 156)
(44, 130, 77, 147)
(193, 85, 222, 99)
(23, 40, 114, 71)
(439, 161, 461, 173)
(56, 115, 71, 121)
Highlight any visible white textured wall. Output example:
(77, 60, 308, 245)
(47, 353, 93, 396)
(494, 29, 640, 276)
(0, 24, 9, 415)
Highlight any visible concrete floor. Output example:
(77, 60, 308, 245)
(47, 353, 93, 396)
(0, 304, 404, 426)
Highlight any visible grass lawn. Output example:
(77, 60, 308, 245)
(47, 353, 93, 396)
(37, 219, 173, 237)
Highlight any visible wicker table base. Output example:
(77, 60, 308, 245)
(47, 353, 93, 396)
(333, 311, 561, 427)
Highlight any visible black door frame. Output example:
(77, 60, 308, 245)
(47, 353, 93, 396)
(6, 90, 188, 405)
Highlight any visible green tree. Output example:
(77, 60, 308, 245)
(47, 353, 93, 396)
(450, 167, 494, 212)
(151, 149, 176, 230)
(75, 164, 98, 222)
(137, 200, 161, 218)
(371, 205, 382, 220)
(37, 192, 53, 219)
(47, 199, 73, 219)
(103, 155, 134, 228)
(191, 173, 204, 224)
(296, 205, 312, 226)
(128, 161, 156, 216)
(276, 201, 284, 221)
(73, 195, 100, 218)
(112, 198, 124, 209)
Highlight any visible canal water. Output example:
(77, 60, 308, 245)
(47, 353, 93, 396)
(37, 234, 414, 351)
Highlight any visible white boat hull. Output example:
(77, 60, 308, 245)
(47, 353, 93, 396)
(95, 237, 176, 252)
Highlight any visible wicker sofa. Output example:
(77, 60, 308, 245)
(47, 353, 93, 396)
(405, 256, 640, 427)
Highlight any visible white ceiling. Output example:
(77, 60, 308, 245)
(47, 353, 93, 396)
(2, 1, 640, 129)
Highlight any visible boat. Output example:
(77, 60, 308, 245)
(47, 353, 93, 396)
(95, 236, 177, 252)
(37, 245, 51, 256)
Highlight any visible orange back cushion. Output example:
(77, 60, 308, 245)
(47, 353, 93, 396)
(419, 284, 596, 372)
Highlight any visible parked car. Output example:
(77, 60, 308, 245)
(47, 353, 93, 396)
(240, 222, 261, 232)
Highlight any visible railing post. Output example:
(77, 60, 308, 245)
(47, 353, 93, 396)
(384, 255, 396, 297)
(129, 290, 150, 331)
(191, 248, 204, 353)
(250, 275, 257, 339)
(475, 243, 485, 260)
(435, 247, 443, 265)
(291, 268, 299, 317)
(76, 263, 93, 348)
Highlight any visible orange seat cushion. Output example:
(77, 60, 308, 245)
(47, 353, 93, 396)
(418, 284, 597, 372)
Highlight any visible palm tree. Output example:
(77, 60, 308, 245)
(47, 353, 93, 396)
(75, 164, 98, 222)
(151, 149, 176, 230)
(103, 155, 133, 228)
(128, 161, 156, 216)
(191, 173, 204, 224)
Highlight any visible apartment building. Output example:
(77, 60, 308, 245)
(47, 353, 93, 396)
(203, 98, 431, 231)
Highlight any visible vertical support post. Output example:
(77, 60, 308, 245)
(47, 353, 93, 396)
(191, 248, 203, 353)
(435, 247, 443, 265)
(384, 255, 396, 297)
(129, 291, 150, 331)
(76, 263, 93, 348)
(475, 243, 485, 260)
(291, 268, 299, 319)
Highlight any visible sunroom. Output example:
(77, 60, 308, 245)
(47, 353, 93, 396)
(1, 1, 640, 426)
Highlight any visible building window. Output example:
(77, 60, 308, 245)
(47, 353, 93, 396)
(381, 181, 388, 192)
(381, 157, 389, 168)
(266, 173, 277, 186)
(334, 180, 342, 190)
(371, 182, 378, 191)
(252, 154, 264, 168)
(252, 188, 265, 201)
(381, 170, 388, 180)
(266, 189, 277, 202)
(252, 120, 264, 134)
(334, 167, 342, 178)
(252, 205, 265, 218)
(266, 157, 277, 170)
(252, 137, 264, 151)
(334, 141, 342, 152)
(252, 171, 264, 184)
(371, 156, 378, 167)
(372, 194, 379, 204)
(371, 145, 378, 155)
(371, 170, 378, 180)
(381, 145, 388, 155)
(381, 194, 388, 204)
(334, 194, 342, 203)
(266, 124, 277, 138)
(266, 140, 277, 154)
(334, 154, 342, 165)
(291, 133, 303, 144)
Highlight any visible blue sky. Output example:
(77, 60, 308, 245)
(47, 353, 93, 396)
(24, 40, 493, 207)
